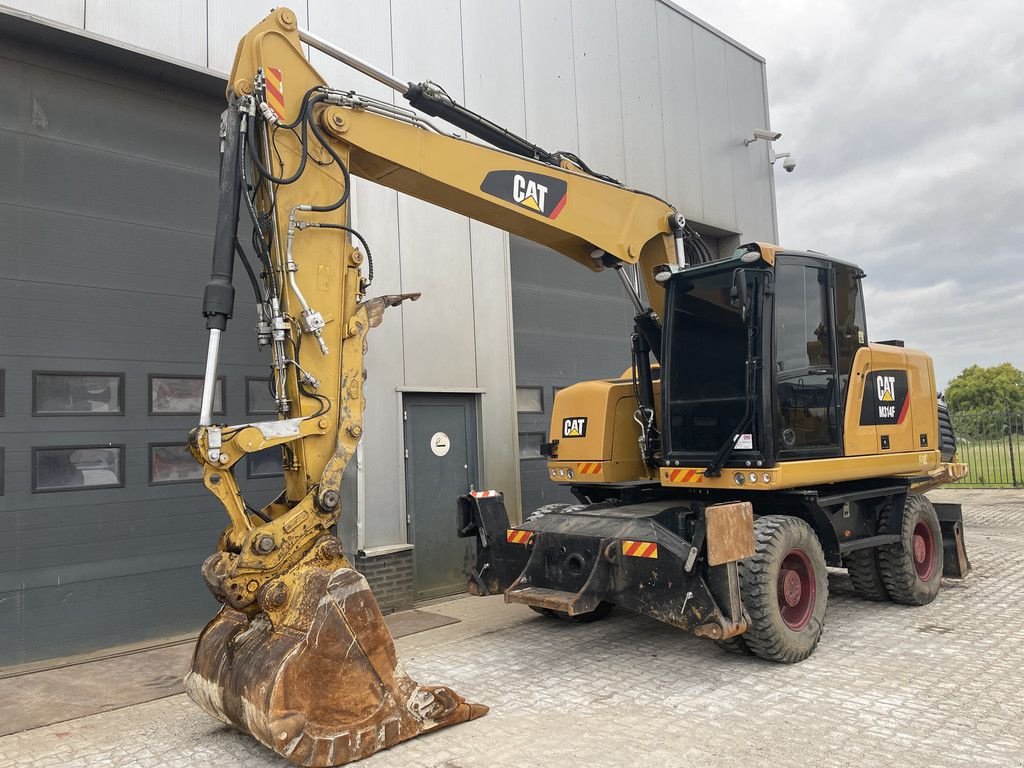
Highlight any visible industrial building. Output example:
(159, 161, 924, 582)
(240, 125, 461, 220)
(0, 0, 779, 666)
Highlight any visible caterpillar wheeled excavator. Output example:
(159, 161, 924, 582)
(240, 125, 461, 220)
(184, 9, 970, 767)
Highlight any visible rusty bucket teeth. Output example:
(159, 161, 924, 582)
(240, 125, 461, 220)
(185, 563, 487, 766)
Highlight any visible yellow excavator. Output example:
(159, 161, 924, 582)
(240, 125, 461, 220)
(184, 9, 969, 766)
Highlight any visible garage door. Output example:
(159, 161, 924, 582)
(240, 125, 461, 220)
(0, 36, 279, 666)
(509, 235, 635, 513)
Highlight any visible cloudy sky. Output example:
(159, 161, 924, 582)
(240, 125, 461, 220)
(681, 0, 1024, 388)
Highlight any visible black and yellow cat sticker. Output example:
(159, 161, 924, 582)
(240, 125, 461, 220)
(859, 370, 910, 426)
(480, 171, 568, 219)
(562, 417, 588, 438)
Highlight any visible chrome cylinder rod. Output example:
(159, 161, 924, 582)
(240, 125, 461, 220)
(616, 266, 646, 316)
(674, 232, 687, 268)
(198, 328, 222, 427)
(298, 27, 409, 95)
(670, 212, 688, 268)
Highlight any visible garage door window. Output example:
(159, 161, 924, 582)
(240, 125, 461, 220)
(33, 445, 124, 492)
(33, 372, 124, 415)
(516, 386, 544, 413)
(518, 432, 545, 459)
(246, 377, 277, 415)
(150, 444, 203, 484)
(150, 375, 224, 415)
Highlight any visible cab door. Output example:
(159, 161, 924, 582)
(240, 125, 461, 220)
(772, 257, 842, 459)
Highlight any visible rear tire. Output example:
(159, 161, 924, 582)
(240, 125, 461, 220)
(844, 547, 889, 601)
(938, 402, 957, 462)
(738, 515, 829, 663)
(878, 494, 943, 606)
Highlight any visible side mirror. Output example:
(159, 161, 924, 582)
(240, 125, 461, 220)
(730, 268, 751, 323)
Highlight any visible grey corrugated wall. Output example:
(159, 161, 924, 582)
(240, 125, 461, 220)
(0, 35, 291, 665)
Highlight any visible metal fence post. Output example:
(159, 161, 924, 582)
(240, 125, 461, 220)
(1007, 408, 1019, 488)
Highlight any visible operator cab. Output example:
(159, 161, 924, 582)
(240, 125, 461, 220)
(660, 243, 868, 471)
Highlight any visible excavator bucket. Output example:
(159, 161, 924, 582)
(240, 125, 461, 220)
(185, 554, 487, 766)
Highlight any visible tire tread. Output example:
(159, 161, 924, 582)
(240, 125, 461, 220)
(738, 515, 828, 664)
(877, 494, 943, 606)
(845, 548, 889, 601)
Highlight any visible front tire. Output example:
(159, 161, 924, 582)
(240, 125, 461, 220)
(739, 515, 829, 663)
(878, 494, 943, 606)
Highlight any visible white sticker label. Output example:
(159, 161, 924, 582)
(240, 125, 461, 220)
(734, 433, 753, 450)
(430, 432, 451, 457)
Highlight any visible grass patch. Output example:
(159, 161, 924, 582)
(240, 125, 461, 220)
(952, 436, 1024, 487)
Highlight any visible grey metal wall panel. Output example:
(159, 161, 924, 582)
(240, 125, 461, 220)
(0, 38, 277, 665)
(616, 0, 667, 198)
(570, 0, 625, 181)
(461, 0, 526, 132)
(85, 0, 206, 65)
(390, 0, 476, 389)
(656, 4, 704, 220)
(519, 0, 579, 152)
(306, 0, 392, 102)
(726, 46, 775, 242)
(0, 0, 83, 27)
(393, 206, 475, 385)
(462, 0, 525, 520)
(468, 221, 521, 519)
(690, 24, 737, 230)
(351, 179, 405, 550)
(207, 0, 310, 74)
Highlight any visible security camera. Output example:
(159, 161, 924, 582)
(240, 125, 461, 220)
(744, 129, 782, 146)
(769, 150, 796, 173)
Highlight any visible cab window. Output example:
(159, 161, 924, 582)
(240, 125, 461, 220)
(834, 263, 868, 400)
(773, 263, 838, 454)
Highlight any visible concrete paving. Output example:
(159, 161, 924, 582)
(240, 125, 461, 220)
(0, 610, 459, 736)
(1, 489, 1022, 767)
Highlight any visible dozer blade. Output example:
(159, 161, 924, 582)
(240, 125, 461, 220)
(185, 562, 487, 766)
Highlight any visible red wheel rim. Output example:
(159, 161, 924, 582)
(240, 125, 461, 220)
(777, 548, 816, 630)
(912, 521, 936, 581)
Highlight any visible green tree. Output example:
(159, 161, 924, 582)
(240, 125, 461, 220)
(944, 363, 1024, 412)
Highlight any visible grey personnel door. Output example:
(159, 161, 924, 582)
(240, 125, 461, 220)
(403, 393, 480, 600)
